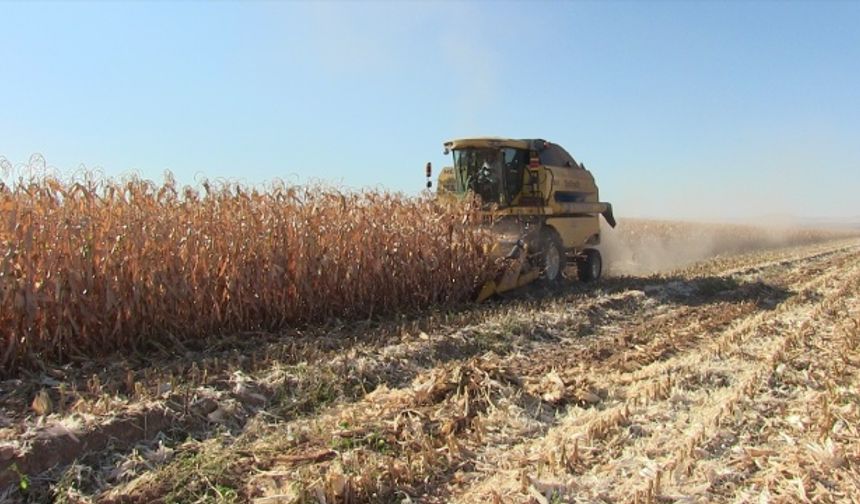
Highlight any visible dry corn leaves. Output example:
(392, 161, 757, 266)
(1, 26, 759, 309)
(0, 175, 495, 374)
(529, 370, 601, 406)
(246, 356, 519, 501)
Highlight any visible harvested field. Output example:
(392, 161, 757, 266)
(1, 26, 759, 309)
(2, 227, 859, 502)
(601, 218, 845, 275)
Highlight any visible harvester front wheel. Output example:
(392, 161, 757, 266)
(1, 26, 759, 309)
(577, 248, 602, 282)
(540, 230, 564, 284)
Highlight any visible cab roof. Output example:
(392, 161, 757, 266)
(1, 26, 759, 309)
(445, 137, 531, 150)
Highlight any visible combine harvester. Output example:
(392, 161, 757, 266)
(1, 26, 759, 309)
(427, 138, 616, 301)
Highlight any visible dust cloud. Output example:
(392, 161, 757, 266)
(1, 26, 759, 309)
(598, 218, 856, 276)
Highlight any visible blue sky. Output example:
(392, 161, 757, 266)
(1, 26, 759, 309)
(1, 1, 858, 220)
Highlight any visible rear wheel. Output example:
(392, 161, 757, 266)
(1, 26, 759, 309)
(577, 248, 602, 282)
(540, 229, 565, 284)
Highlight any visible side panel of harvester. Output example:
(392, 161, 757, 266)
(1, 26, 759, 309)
(489, 140, 615, 254)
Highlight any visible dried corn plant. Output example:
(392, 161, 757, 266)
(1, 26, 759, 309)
(0, 172, 495, 374)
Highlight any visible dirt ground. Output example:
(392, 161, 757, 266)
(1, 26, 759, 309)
(2, 237, 860, 503)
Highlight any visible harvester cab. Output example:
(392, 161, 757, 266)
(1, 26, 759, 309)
(427, 137, 616, 301)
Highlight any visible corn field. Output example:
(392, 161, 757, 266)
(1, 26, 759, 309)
(0, 172, 493, 374)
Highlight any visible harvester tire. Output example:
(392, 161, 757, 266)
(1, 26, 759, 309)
(540, 229, 565, 284)
(577, 248, 602, 282)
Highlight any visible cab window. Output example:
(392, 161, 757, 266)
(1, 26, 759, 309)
(501, 148, 529, 202)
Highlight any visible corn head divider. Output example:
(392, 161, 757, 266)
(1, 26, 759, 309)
(428, 137, 616, 301)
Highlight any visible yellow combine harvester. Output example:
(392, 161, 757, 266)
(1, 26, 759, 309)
(427, 137, 616, 301)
